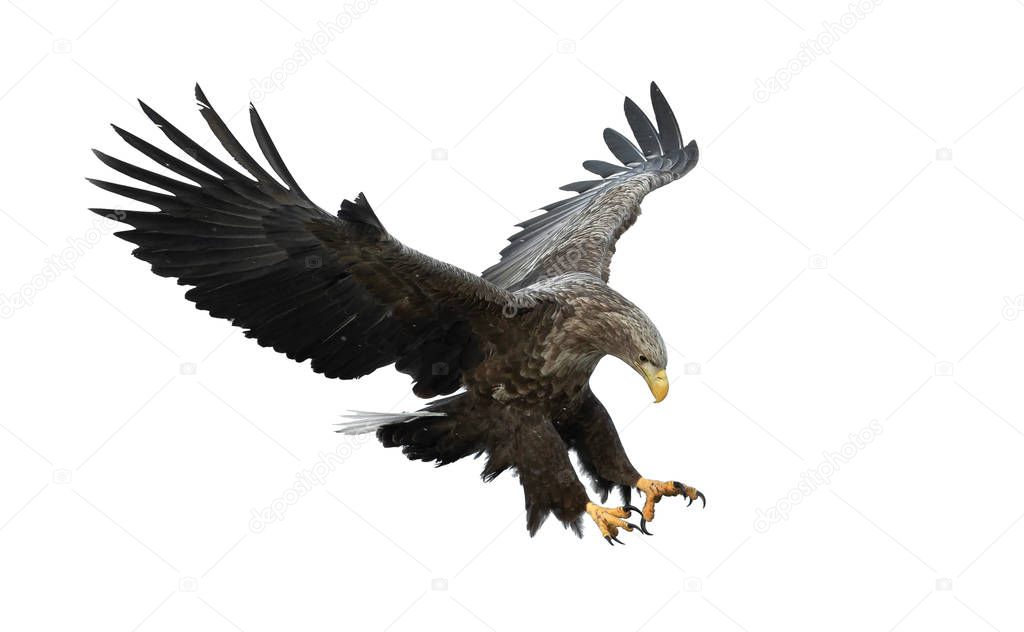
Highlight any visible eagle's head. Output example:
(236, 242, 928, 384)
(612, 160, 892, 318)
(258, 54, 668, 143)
(608, 305, 669, 403)
(562, 281, 669, 403)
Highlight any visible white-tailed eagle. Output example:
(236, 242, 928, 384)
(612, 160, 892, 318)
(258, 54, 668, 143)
(90, 82, 703, 543)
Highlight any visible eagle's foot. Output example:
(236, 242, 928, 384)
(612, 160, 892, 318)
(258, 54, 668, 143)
(635, 478, 705, 532)
(585, 502, 646, 546)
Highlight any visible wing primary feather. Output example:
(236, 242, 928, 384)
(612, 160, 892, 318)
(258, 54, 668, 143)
(249, 104, 310, 201)
(137, 98, 250, 182)
(624, 97, 662, 157)
(558, 179, 604, 193)
(109, 124, 268, 209)
(194, 84, 279, 186)
(650, 82, 682, 150)
(86, 177, 179, 208)
(582, 160, 627, 178)
(111, 124, 220, 186)
(603, 128, 644, 165)
(683, 139, 699, 172)
(91, 149, 201, 197)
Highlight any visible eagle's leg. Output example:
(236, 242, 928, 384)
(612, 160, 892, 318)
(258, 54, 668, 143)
(563, 393, 705, 531)
(483, 411, 595, 536)
(484, 406, 644, 542)
(562, 393, 642, 504)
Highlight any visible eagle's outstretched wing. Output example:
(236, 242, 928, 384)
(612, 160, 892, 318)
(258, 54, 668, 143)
(482, 82, 698, 289)
(90, 85, 529, 397)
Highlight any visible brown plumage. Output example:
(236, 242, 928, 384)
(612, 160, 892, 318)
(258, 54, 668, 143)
(90, 82, 701, 540)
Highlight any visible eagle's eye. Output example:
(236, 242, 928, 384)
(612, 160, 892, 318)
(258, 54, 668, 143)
(638, 354, 649, 364)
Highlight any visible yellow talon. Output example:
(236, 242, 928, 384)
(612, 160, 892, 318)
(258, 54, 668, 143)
(586, 502, 637, 545)
(636, 477, 705, 523)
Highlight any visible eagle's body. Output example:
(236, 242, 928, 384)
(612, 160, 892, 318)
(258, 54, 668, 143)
(466, 275, 638, 402)
(91, 82, 704, 542)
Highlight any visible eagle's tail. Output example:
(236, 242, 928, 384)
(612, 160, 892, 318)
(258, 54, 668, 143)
(335, 409, 446, 435)
(340, 393, 485, 465)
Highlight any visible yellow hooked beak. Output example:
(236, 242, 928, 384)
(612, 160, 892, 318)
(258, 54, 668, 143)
(644, 368, 669, 403)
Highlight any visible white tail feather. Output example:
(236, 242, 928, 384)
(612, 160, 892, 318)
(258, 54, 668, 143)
(334, 410, 446, 435)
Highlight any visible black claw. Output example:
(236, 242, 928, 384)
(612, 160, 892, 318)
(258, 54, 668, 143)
(605, 535, 615, 546)
(610, 534, 625, 545)
(696, 491, 707, 508)
(672, 481, 683, 491)
(618, 520, 643, 536)
(639, 516, 653, 535)
(687, 496, 693, 507)
(623, 504, 643, 516)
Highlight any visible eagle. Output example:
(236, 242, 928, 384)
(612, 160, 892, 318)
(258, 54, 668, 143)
(89, 81, 704, 544)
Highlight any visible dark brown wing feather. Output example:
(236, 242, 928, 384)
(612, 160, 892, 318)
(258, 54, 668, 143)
(90, 85, 528, 397)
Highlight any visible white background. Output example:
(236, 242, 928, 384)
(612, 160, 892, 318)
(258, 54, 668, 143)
(1, 0, 1023, 630)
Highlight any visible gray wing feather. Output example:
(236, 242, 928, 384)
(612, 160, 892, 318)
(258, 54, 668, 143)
(482, 82, 699, 289)
(603, 128, 644, 165)
(582, 160, 628, 177)
(624, 96, 662, 157)
(650, 82, 683, 151)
